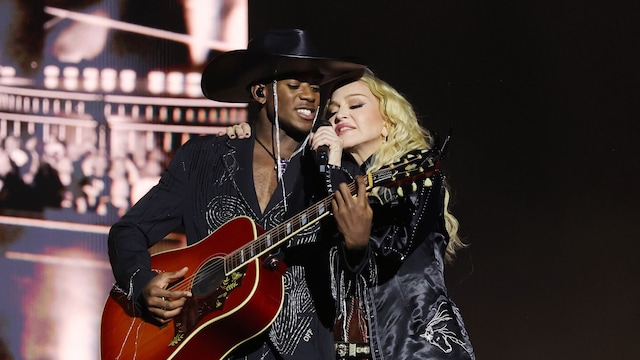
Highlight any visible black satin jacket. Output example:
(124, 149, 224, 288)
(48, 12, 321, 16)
(108, 134, 335, 360)
(328, 155, 475, 360)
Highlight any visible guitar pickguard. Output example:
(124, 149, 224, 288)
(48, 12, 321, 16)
(171, 265, 247, 347)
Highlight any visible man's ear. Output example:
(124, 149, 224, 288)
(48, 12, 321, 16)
(251, 84, 266, 103)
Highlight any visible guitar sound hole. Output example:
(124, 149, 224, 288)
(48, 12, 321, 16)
(191, 258, 224, 297)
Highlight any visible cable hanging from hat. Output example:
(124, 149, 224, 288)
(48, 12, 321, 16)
(272, 79, 288, 213)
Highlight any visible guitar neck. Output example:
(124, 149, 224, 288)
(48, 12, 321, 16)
(224, 148, 441, 274)
(224, 190, 336, 274)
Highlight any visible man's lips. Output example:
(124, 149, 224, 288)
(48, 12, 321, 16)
(296, 108, 315, 120)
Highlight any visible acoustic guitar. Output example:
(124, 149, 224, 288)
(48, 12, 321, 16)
(100, 147, 444, 360)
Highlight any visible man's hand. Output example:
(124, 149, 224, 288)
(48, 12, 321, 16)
(332, 176, 372, 250)
(142, 266, 192, 324)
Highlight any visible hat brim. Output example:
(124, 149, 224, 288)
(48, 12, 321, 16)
(201, 51, 366, 103)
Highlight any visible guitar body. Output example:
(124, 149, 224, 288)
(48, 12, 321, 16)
(100, 216, 286, 360)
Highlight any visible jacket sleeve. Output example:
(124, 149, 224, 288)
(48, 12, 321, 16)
(107, 140, 194, 304)
(336, 171, 449, 287)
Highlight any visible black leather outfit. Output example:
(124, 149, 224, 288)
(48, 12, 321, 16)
(326, 154, 475, 360)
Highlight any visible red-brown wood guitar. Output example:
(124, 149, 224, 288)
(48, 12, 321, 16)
(100, 147, 444, 360)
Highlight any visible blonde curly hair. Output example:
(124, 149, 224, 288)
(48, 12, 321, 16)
(332, 68, 466, 262)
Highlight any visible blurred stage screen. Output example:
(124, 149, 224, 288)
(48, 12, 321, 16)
(0, 1, 247, 358)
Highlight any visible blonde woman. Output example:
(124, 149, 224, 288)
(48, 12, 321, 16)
(311, 68, 474, 359)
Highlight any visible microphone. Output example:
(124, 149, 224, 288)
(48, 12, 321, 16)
(313, 119, 332, 173)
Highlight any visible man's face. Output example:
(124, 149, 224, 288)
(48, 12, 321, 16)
(264, 74, 322, 139)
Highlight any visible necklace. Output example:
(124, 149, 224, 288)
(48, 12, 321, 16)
(255, 137, 289, 174)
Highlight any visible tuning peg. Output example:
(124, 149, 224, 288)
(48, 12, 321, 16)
(411, 182, 417, 192)
(397, 187, 404, 197)
(423, 178, 432, 187)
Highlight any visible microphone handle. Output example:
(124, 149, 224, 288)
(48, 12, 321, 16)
(317, 144, 329, 173)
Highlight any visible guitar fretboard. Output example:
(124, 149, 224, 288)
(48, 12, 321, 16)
(223, 148, 437, 274)
(224, 181, 359, 274)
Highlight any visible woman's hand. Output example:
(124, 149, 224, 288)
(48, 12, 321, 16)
(217, 123, 251, 138)
(310, 125, 343, 166)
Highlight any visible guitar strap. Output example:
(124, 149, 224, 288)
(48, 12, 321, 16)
(333, 297, 371, 360)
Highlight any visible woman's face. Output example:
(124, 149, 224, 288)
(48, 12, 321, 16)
(326, 80, 387, 164)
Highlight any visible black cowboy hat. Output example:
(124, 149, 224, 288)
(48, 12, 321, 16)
(201, 29, 365, 103)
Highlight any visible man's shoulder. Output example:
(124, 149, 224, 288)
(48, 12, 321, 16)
(174, 135, 256, 166)
(179, 134, 234, 152)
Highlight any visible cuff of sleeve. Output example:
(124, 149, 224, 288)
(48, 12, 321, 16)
(128, 268, 157, 305)
(339, 242, 371, 275)
(325, 164, 353, 193)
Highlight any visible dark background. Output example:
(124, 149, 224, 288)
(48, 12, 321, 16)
(249, 1, 640, 359)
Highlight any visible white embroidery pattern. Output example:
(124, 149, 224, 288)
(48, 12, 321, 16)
(269, 264, 314, 355)
(420, 302, 469, 354)
(205, 195, 251, 229)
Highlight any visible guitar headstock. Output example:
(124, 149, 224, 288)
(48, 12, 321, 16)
(365, 148, 442, 190)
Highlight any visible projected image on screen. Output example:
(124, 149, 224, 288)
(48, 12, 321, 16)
(0, 1, 248, 358)
(1, 0, 247, 219)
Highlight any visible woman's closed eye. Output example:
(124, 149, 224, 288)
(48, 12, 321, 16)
(327, 102, 364, 118)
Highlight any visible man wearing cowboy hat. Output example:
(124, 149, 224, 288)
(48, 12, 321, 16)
(108, 29, 364, 359)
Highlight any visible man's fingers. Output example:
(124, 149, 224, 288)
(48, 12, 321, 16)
(155, 295, 187, 311)
(159, 267, 192, 298)
(333, 185, 346, 209)
(163, 266, 188, 281)
(148, 305, 184, 324)
(147, 291, 189, 323)
(356, 176, 368, 201)
(149, 267, 192, 300)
